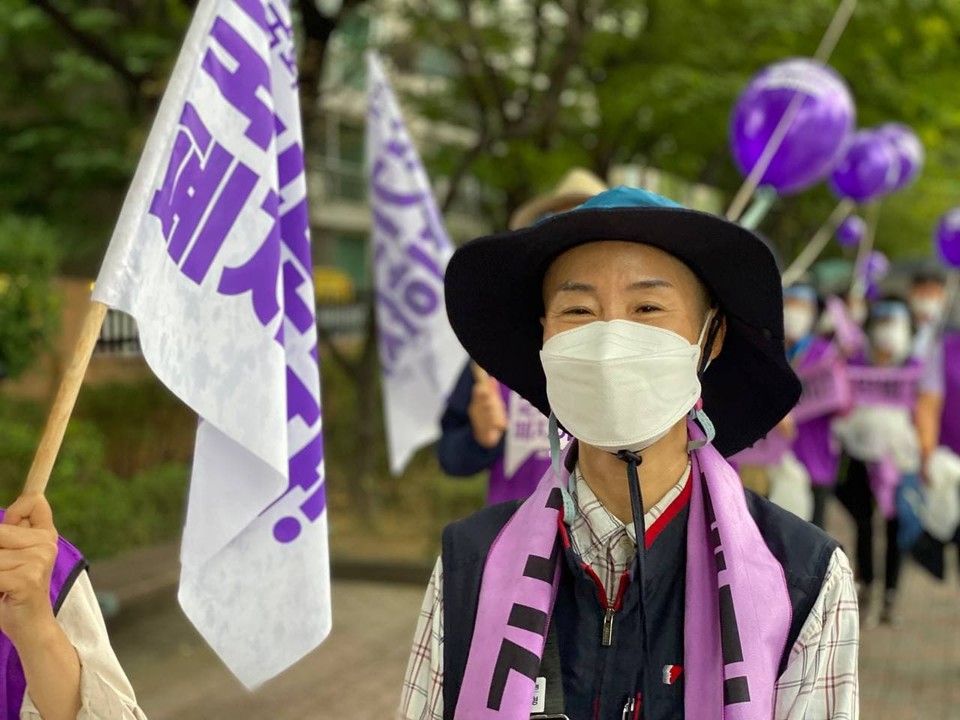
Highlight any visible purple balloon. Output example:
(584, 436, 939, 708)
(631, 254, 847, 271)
(829, 129, 900, 203)
(936, 208, 960, 268)
(730, 58, 855, 196)
(836, 215, 865, 248)
(876, 123, 924, 191)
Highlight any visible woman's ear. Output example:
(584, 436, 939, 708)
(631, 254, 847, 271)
(709, 313, 727, 362)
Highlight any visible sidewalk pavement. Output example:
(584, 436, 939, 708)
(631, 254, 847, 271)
(96, 500, 960, 719)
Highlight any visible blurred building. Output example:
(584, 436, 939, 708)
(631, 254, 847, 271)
(309, 7, 493, 292)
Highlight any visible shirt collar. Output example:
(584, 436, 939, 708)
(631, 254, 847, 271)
(566, 461, 691, 548)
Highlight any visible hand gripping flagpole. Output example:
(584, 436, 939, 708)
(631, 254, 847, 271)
(23, 300, 108, 495)
(725, 0, 858, 223)
(781, 199, 855, 286)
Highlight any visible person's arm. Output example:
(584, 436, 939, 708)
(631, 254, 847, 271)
(916, 391, 945, 467)
(0, 494, 81, 720)
(774, 548, 859, 719)
(20, 572, 147, 719)
(437, 364, 505, 477)
(398, 557, 444, 720)
(916, 338, 946, 474)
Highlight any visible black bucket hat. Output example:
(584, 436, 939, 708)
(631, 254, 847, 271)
(444, 186, 801, 457)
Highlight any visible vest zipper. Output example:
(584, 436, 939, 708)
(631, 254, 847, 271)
(602, 607, 616, 646)
(582, 564, 631, 647)
(582, 563, 633, 720)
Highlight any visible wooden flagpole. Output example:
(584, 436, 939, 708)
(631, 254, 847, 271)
(22, 301, 109, 496)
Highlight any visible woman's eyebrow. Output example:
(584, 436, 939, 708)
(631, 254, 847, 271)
(555, 281, 596, 294)
(627, 279, 673, 290)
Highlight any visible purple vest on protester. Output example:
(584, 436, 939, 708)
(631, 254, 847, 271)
(940, 332, 960, 454)
(792, 338, 843, 486)
(0, 510, 86, 720)
(486, 385, 558, 505)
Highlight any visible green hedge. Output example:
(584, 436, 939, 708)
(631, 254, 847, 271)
(319, 351, 487, 560)
(0, 394, 188, 560)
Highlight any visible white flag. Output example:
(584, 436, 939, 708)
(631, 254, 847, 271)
(366, 52, 468, 475)
(92, 0, 330, 688)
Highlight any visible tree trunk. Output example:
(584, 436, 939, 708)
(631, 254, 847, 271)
(354, 301, 381, 521)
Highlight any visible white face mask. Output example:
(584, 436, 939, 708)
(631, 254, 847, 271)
(910, 296, 944, 323)
(870, 319, 912, 364)
(539, 316, 712, 454)
(783, 306, 815, 342)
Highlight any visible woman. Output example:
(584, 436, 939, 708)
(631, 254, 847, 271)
(400, 187, 859, 719)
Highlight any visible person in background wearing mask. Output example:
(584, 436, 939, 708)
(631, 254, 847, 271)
(908, 269, 960, 578)
(782, 284, 842, 530)
(402, 188, 858, 719)
(437, 169, 607, 504)
(833, 298, 921, 626)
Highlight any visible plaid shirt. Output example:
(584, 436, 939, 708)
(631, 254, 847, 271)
(399, 465, 859, 719)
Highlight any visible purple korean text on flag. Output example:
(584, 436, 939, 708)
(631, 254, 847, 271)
(92, 0, 330, 688)
(143, 0, 324, 545)
(366, 52, 467, 476)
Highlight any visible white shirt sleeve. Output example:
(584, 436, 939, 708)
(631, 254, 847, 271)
(398, 556, 445, 720)
(20, 571, 148, 720)
(774, 548, 860, 719)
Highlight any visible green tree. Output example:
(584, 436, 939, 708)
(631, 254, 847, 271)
(0, 216, 60, 380)
(0, 0, 367, 274)
(0, 1, 190, 273)
(400, 0, 960, 262)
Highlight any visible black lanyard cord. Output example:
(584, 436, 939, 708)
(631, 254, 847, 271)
(618, 449, 648, 715)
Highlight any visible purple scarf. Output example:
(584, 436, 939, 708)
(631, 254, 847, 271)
(0, 510, 85, 720)
(456, 422, 792, 719)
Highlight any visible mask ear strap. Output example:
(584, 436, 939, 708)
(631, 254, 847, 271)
(549, 413, 578, 521)
(687, 399, 717, 451)
(549, 412, 563, 480)
(698, 311, 723, 377)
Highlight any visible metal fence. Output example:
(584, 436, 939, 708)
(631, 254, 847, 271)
(96, 309, 141, 356)
(316, 291, 372, 337)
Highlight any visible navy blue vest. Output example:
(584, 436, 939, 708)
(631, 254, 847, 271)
(441, 489, 837, 719)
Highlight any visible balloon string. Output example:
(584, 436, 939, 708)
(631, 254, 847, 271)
(850, 200, 881, 302)
(936, 271, 960, 337)
(738, 186, 778, 231)
(813, 0, 860, 60)
(726, 0, 859, 223)
(781, 199, 855, 286)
